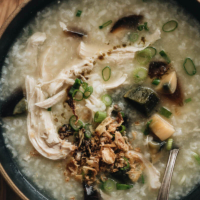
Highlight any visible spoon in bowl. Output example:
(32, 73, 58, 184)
(157, 149, 179, 200)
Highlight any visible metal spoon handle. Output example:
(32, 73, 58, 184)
(157, 149, 179, 200)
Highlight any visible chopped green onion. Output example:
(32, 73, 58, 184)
(69, 115, 83, 131)
(99, 20, 112, 29)
(141, 174, 145, 184)
(191, 151, 200, 165)
(76, 10, 82, 17)
(101, 94, 112, 106)
(83, 86, 93, 99)
(47, 107, 51, 111)
(159, 50, 171, 64)
(129, 33, 139, 42)
(137, 22, 149, 31)
(120, 112, 125, 118)
(137, 48, 155, 65)
(69, 78, 83, 96)
(133, 67, 148, 82)
(143, 119, 153, 135)
(144, 22, 149, 31)
(162, 20, 178, 32)
(152, 78, 160, 85)
(74, 78, 83, 89)
(102, 179, 116, 193)
(94, 111, 107, 123)
(166, 138, 173, 151)
(183, 58, 196, 76)
(116, 183, 133, 190)
(119, 125, 126, 134)
(72, 89, 84, 101)
(102, 66, 111, 81)
(121, 157, 129, 170)
(159, 107, 172, 118)
(137, 25, 144, 31)
(146, 47, 157, 57)
(185, 98, 192, 103)
(84, 124, 92, 139)
(82, 82, 88, 90)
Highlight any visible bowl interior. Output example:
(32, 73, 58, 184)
(0, 0, 200, 199)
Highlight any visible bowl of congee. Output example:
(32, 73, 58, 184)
(0, 0, 200, 200)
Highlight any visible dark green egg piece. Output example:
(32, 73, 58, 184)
(124, 86, 159, 116)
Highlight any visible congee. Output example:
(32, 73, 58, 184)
(1, 0, 200, 199)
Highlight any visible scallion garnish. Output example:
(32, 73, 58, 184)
(102, 66, 111, 81)
(159, 107, 172, 118)
(120, 112, 125, 118)
(162, 20, 178, 32)
(74, 78, 83, 88)
(166, 138, 173, 151)
(137, 22, 149, 31)
(101, 94, 112, 106)
(144, 22, 149, 31)
(136, 48, 155, 65)
(47, 107, 51, 111)
(152, 78, 160, 85)
(185, 98, 192, 103)
(146, 47, 157, 57)
(129, 33, 139, 42)
(83, 86, 93, 99)
(116, 183, 133, 190)
(69, 78, 83, 96)
(69, 115, 83, 131)
(82, 82, 88, 90)
(76, 10, 82, 17)
(183, 58, 196, 76)
(133, 67, 148, 82)
(84, 124, 92, 139)
(94, 111, 107, 123)
(121, 157, 129, 170)
(99, 20, 112, 29)
(191, 151, 200, 165)
(119, 125, 126, 134)
(159, 50, 171, 64)
(102, 179, 116, 193)
(137, 25, 144, 31)
(72, 89, 84, 101)
(143, 119, 153, 135)
(141, 174, 145, 184)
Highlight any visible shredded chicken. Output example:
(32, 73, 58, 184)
(26, 76, 76, 160)
(125, 151, 161, 189)
(40, 59, 93, 96)
(86, 156, 99, 171)
(35, 87, 67, 109)
(25, 32, 47, 67)
(38, 47, 52, 81)
(77, 29, 161, 63)
(95, 117, 114, 136)
(114, 131, 129, 152)
(85, 94, 106, 113)
(67, 158, 79, 176)
(101, 147, 116, 164)
(26, 32, 47, 48)
(104, 73, 128, 90)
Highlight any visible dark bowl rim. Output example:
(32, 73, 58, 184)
(1, 0, 200, 200)
(0, 1, 30, 199)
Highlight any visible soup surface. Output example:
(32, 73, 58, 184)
(1, 0, 200, 200)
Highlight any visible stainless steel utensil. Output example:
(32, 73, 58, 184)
(157, 149, 179, 200)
